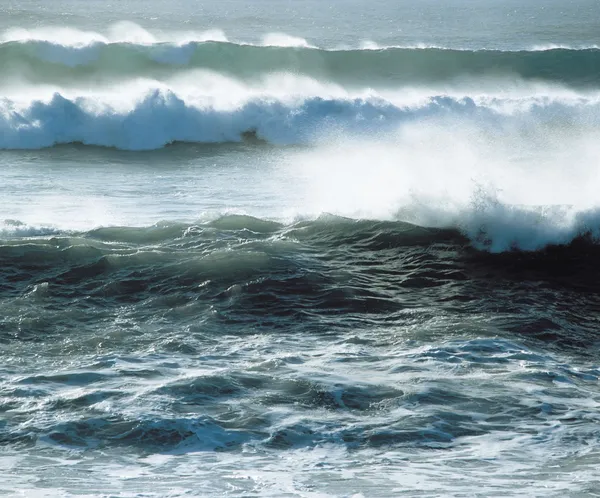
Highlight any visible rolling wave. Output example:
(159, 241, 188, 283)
(3, 210, 600, 258)
(1, 39, 600, 86)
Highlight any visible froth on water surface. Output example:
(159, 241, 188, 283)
(3, 1, 600, 496)
(2, 213, 600, 496)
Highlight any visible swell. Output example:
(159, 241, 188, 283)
(2, 40, 600, 86)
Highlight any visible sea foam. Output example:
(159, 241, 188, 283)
(1, 88, 600, 150)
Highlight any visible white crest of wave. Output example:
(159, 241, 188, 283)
(0, 89, 382, 150)
(529, 43, 600, 51)
(106, 21, 157, 44)
(2, 180, 126, 232)
(1, 26, 108, 46)
(0, 219, 61, 238)
(359, 40, 381, 50)
(283, 122, 600, 252)
(2, 78, 600, 150)
(0, 22, 228, 47)
(260, 33, 315, 48)
(356, 40, 446, 51)
(0, 23, 316, 49)
(171, 29, 228, 44)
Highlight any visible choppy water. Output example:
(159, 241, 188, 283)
(2, 1, 600, 496)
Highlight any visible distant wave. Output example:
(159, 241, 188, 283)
(1, 90, 599, 150)
(2, 38, 600, 87)
(3, 23, 597, 51)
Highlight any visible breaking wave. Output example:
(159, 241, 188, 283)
(4, 206, 600, 255)
(1, 89, 600, 150)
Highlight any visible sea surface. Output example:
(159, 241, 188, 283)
(2, 1, 600, 496)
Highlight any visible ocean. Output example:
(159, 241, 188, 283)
(2, 0, 600, 496)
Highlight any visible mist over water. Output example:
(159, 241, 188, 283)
(2, 2, 600, 497)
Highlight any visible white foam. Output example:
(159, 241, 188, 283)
(357, 40, 448, 51)
(529, 43, 600, 51)
(3, 85, 600, 151)
(281, 115, 600, 251)
(0, 220, 61, 238)
(1, 23, 305, 49)
(260, 32, 316, 48)
(0, 26, 108, 45)
(106, 21, 157, 44)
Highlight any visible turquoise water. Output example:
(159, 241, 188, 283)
(2, 1, 600, 496)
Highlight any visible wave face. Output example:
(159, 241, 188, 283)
(2, 39, 600, 87)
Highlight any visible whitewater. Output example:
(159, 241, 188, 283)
(2, 1, 600, 497)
